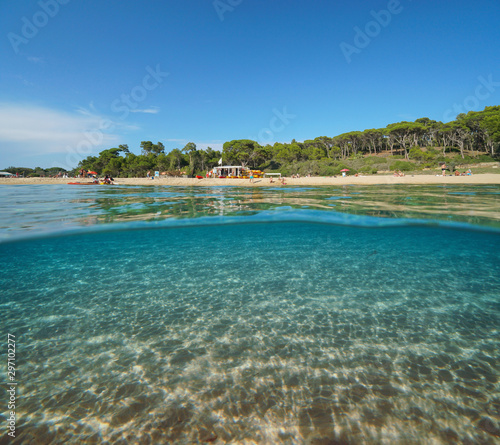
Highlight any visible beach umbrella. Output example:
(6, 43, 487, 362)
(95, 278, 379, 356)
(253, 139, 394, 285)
(87, 171, 97, 175)
(340, 169, 350, 172)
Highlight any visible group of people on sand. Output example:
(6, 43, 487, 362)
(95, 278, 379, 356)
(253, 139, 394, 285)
(441, 163, 472, 176)
(90, 174, 114, 184)
(267, 176, 287, 185)
(78, 169, 114, 184)
(454, 169, 472, 176)
(393, 170, 405, 177)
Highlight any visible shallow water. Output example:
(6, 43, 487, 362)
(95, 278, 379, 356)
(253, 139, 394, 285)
(0, 184, 499, 242)
(0, 185, 499, 444)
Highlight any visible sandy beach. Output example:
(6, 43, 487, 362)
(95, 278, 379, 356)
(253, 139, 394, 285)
(1, 173, 499, 187)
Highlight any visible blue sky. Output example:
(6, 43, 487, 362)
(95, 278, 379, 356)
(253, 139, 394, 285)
(1, 0, 499, 169)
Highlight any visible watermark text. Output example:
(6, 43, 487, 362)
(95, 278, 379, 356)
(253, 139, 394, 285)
(257, 107, 296, 145)
(8, 0, 70, 54)
(6, 334, 17, 438)
(340, 0, 403, 63)
(213, 0, 243, 22)
(443, 74, 500, 122)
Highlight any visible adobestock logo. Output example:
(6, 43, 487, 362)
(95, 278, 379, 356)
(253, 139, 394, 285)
(213, 0, 243, 22)
(340, 0, 404, 64)
(8, 0, 70, 54)
(257, 107, 296, 145)
(111, 65, 169, 120)
(443, 74, 500, 122)
(63, 64, 168, 170)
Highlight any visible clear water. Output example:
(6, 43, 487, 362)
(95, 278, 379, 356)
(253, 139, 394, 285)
(1, 184, 499, 242)
(0, 185, 499, 444)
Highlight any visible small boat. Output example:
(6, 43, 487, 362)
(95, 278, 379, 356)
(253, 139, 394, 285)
(67, 182, 113, 185)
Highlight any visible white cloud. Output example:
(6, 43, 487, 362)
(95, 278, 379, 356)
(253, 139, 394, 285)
(162, 139, 223, 151)
(0, 103, 126, 168)
(0, 103, 118, 147)
(129, 107, 160, 114)
(15, 75, 34, 87)
(192, 141, 224, 151)
(27, 56, 44, 64)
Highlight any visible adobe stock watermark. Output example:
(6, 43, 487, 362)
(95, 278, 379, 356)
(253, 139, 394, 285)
(443, 74, 500, 122)
(63, 64, 169, 170)
(8, 0, 70, 54)
(257, 107, 296, 145)
(213, 0, 243, 22)
(340, 0, 404, 64)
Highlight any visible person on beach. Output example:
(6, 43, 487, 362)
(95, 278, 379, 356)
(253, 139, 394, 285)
(249, 171, 254, 183)
(441, 163, 447, 176)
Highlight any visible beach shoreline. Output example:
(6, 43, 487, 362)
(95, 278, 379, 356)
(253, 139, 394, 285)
(1, 173, 500, 187)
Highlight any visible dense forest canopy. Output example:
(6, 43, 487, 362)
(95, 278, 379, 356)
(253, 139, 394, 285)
(4, 106, 500, 177)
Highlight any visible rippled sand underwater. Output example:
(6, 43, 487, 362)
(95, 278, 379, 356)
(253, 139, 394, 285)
(1, 221, 499, 444)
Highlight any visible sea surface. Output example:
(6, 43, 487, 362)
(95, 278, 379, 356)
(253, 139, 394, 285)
(0, 184, 499, 444)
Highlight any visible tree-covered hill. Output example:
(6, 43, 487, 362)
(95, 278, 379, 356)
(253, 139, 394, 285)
(4, 106, 499, 177)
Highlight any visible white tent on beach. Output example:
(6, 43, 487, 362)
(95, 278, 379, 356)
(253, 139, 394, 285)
(0, 172, 15, 177)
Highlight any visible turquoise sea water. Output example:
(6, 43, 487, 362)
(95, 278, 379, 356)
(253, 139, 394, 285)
(0, 184, 499, 444)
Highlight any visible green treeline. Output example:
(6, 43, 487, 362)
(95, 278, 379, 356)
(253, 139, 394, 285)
(5, 106, 500, 177)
